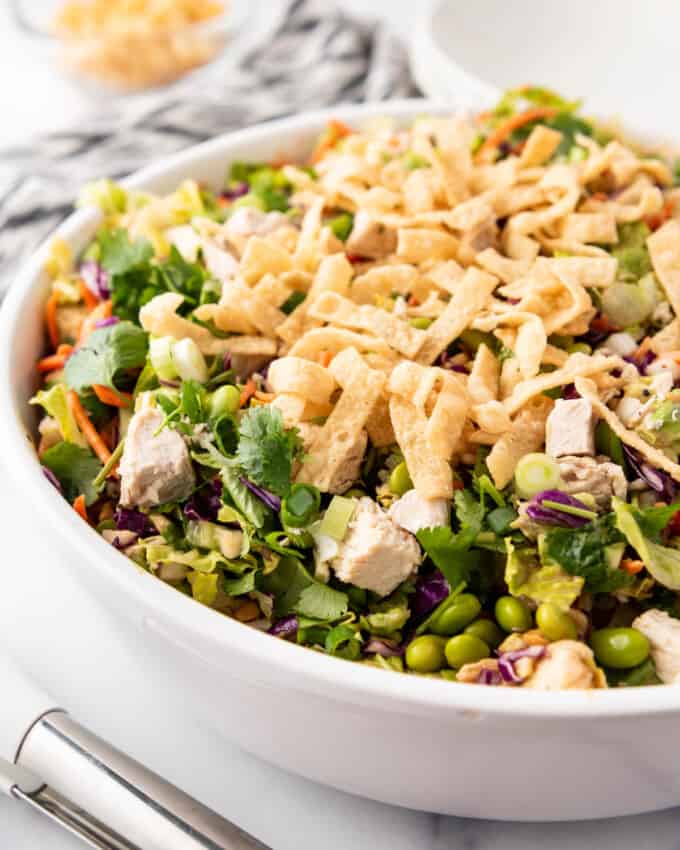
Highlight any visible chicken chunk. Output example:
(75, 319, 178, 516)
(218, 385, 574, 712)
(345, 211, 397, 259)
(120, 408, 195, 509)
(523, 640, 607, 690)
(557, 455, 627, 510)
(632, 609, 680, 684)
(224, 207, 291, 254)
(545, 398, 596, 458)
(388, 489, 449, 535)
(167, 225, 239, 282)
(331, 498, 421, 597)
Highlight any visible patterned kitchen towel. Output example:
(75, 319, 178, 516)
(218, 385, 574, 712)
(0, 0, 418, 281)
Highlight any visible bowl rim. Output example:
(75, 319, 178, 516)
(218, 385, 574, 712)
(3, 98, 680, 719)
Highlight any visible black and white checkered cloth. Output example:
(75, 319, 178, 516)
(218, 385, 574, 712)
(0, 0, 418, 280)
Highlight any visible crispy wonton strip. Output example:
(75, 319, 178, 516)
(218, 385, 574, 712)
(518, 126, 563, 168)
(296, 349, 385, 492)
(575, 377, 680, 484)
(307, 290, 425, 358)
(415, 267, 498, 365)
(486, 397, 553, 488)
(648, 220, 680, 318)
(240, 236, 292, 285)
(268, 356, 338, 406)
(389, 395, 453, 499)
(650, 318, 680, 355)
(502, 353, 622, 416)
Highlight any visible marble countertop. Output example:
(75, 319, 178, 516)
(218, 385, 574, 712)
(2, 2, 680, 847)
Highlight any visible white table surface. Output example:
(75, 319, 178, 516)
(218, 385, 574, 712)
(3, 2, 680, 847)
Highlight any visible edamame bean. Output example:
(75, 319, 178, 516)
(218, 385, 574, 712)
(405, 635, 447, 673)
(444, 634, 490, 669)
(409, 316, 433, 330)
(389, 461, 413, 496)
(591, 628, 650, 669)
(536, 602, 578, 641)
(464, 619, 504, 649)
(495, 596, 533, 633)
(430, 594, 481, 636)
(209, 384, 241, 419)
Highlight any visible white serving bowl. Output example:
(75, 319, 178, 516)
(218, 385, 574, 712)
(2, 101, 680, 821)
(412, 0, 680, 144)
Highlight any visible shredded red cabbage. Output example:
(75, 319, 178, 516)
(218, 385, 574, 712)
(159, 378, 181, 388)
(80, 260, 111, 299)
(95, 316, 120, 329)
(497, 645, 546, 684)
(363, 637, 404, 658)
(42, 466, 62, 492)
(477, 667, 503, 685)
(111, 530, 138, 550)
(221, 182, 250, 201)
(114, 508, 156, 537)
(183, 479, 223, 522)
(623, 445, 676, 500)
(222, 353, 232, 372)
(268, 614, 298, 639)
(525, 490, 593, 528)
(411, 570, 450, 618)
(562, 383, 580, 400)
(240, 477, 281, 512)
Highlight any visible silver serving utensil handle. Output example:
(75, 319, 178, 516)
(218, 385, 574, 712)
(1, 653, 270, 850)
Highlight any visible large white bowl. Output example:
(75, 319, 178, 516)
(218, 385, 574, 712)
(2, 101, 680, 821)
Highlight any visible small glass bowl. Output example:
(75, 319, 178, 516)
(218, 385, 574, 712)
(10, 0, 246, 93)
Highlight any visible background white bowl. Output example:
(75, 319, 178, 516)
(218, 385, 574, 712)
(3, 101, 680, 821)
(412, 0, 680, 144)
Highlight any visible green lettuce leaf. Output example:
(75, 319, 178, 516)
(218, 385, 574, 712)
(261, 556, 348, 621)
(219, 465, 269, 529)
(613, 498, 680, 590)
(41, 441, 102, 505)
(506, 539, 583, 609)
(99, 228, 153, 275)
(361, 590, 410, 637)
(30, 383, 87, 447)
(64, 321, 148, 393)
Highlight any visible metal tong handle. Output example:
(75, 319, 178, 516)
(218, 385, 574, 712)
(1, 652, 269, 850)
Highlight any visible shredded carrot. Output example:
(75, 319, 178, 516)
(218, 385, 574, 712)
(635, 337, 652, 360)
(452, 478, 465, 491)
(474, 107, 559, 164)
(73, 494, 90, 525)
(68, 390, 112, 465)
(310, 119, 353, 164)
(99, 418, 118, 451)
(37, 353, 68, 373)
(644, 198, 676, 231)
(320, 351, 333, 368)
(57, 343, 74, 357)
(78, 278, 99, 311)
(621, 558, 644, 575)
(590, 315, 620, 334)
(45, 292, 60, 349)
(93, 384, 132, 408)
(407, 294, 421, 307)
(239, 378, 257, 408)
(77, 299, 112, 347)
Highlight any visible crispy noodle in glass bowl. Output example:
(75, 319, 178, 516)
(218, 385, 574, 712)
(5, 91, 680, 819)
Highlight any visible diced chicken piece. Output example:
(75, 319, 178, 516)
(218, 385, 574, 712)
(120, 408, 195, 509)
(331, 498, 421, 597)
(224, 207, 291, 254)
(523, 641, 607, 690)
(557, 455, 627, 510)
(345, 211, 397, 259)
(633, 609, 680, 684)
(38, 416, 62, 455)
(325, 429, 367, 495)
(388, 489, 449, 535)
(167, 225, 239, 282)
(545, 399, 596, 458)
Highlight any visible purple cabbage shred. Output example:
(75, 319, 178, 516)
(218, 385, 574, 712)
(95, 316, 120, 329)
(183, 479, 223, 522)
(42, 466, 62, 492)
(525, 489, 594, 528)
(221, 182, 250, 201)
(561, 383, 580, 400)
(240, 477, 281, 512)
(114, 508, 156, 537)
(411, 570, 450, 619)
(268, 615, 298, 639)
(363, 638, 404, 658)
(80, 260, 111, 299)
(623, 445, 676, 500)
(496, 645, 546, 684)
(477, 667, 503, 685)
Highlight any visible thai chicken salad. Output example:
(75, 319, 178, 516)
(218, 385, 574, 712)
(33, 88, 680, 689)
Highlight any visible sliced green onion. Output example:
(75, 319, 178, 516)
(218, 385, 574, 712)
(319, 496, 357, 540)
(514, 453, 562, 499)
(281, 484, 321, 528)
(209, 384, 240, 419)
(172, 338, 208, 383)
(541, 499, 597, 521)
(602, 282, 655, 328)
(149, 336, 177, 381)
(93, 439, 125, 490)
(327, 212, 354, 242)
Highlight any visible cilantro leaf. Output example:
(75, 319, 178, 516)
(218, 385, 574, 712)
(236, 406, 303, 498)
(99, 228, 153, 275)
(42, 442, 102, 505)
(219, 465, 269, 528)
(64, 321, 148, 393)
(416, 492, 484, 587)
(540, 514, 631, 592)
(154, 246, 206, 308)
